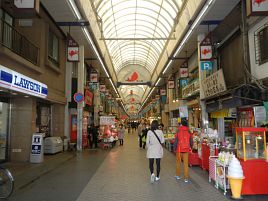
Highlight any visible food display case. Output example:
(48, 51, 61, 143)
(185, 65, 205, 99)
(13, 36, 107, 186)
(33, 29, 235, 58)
(236, 127, 266, 161)
(235, 127, 268, 195)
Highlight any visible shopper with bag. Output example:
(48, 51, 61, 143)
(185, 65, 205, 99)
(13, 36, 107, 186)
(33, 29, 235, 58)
(174, 118, 192, 182)
(146, 120, 165, 183)
(137, 119, 146, 148)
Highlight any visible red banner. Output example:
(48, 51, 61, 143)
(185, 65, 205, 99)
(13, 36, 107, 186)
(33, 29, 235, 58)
(84, 89, 93, 106)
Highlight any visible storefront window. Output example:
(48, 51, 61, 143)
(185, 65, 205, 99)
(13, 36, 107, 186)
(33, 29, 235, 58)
(0, 101, 10, 162)
(36, 103, 51, 137)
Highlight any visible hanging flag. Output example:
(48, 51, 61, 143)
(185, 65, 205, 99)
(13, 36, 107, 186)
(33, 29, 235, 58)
(180, 68, 188, 78)
(67, 33, 79, 62)
(84, 89, 93, 106)
(168, 80, 175, 89)
(100, 84, 106, 92)
(160, 89, 166, 96)
(90, 73, 98, 83)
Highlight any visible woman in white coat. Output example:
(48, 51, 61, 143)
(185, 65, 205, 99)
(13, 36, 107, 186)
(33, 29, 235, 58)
(146, 120, 165, 183)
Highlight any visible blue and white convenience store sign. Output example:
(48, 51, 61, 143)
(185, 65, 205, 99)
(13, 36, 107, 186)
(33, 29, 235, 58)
(0, 65, 48, 98)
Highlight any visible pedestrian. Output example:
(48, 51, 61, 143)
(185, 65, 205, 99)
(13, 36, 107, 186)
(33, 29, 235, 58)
(88, 123, 99, 149)
(146, 120, 165, 183)
(174, 118, 192, 182)
(141, 123, 150, 149)
(118, 124, 125, 146)
(137, 119, 146, 148)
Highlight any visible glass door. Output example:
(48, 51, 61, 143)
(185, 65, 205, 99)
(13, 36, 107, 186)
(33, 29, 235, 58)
(0, 102, 10, 162)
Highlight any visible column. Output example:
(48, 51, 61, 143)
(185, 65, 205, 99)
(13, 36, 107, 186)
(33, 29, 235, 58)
(77, 45, 84, 151)
(198, 34, 209, 129)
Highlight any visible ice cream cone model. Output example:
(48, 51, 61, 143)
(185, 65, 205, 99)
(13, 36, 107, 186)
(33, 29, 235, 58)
(227, 176, 245, 199)
(227, 156, 245, 199)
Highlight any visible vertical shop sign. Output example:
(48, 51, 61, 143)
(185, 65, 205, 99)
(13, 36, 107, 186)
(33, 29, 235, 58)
(180, 68, 188, 78)
(200, 35, 213, 60)
(180, 79, 188, 89)
(168, 80, 175, 89)
(67, 33, 79, 62)
(200, 61, 213, 70)
(160, 89, 166, 96)
(99, 84, 106, 92)
(89, 72, 98, 83)
(179, 106, 189, 118)
(82, 117, 88, 148)
(247, 0, 268, 16)
(84, 89, 93, 106)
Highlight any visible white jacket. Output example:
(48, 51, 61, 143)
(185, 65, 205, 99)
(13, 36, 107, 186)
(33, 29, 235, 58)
(146, 129, 165, 159)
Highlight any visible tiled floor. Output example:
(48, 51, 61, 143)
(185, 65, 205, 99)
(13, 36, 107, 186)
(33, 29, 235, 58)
(7, 130, 268, 201)
(76, 132, 231, 201)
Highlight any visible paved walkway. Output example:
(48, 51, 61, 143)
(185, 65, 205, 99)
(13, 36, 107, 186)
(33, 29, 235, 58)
(76, 132, 230, 201)
(5, 130, 268, 201)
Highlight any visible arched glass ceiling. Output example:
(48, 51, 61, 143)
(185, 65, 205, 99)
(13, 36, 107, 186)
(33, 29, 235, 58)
(93, 0, 182, 74)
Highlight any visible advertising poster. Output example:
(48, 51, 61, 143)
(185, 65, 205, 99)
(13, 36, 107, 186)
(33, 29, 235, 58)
(70, 115, 77, 142)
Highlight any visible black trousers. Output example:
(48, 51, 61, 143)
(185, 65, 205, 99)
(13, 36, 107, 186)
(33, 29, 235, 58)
(119, 139, 123, 145)
(139, 135, 142, 148)
(149, 158, 161, 177)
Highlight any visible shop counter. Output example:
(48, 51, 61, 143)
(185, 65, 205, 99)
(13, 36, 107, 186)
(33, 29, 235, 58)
(241, 159, 268, 195)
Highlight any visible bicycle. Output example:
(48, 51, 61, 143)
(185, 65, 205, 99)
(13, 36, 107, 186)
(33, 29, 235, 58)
(0, 166, 14, 199)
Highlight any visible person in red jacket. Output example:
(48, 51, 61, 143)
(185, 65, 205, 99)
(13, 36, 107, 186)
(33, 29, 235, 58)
(174, 118, 192, 182)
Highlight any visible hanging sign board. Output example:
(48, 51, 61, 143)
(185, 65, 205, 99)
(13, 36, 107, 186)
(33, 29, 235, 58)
(180, 68, 188, 78)
(179, 106, 189, 118)
(84, 89, 93, 106)
(182, 79, 200, 98)
(99, 84, 106, 92)
(200, 45, 213, 60)
(160, 89, 166, 96)
(168, 80, 175, 89)
(202, 69, 227, 98)
(200, 61, 213, 70)
(180, 79, 188, 89)
(246, 0, 268, 16)
(14, 0, 35, 8)
(200, 35, 213, 60)
(67, 33, 79, 62)
(100, 116, 115, 125)
(89, 73, 98, 83)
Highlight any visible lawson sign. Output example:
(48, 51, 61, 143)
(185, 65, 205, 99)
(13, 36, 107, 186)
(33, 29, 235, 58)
(0, 65, 48, 98)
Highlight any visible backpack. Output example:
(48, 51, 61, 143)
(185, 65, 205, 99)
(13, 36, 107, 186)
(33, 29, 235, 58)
(178, 128, 190, 152)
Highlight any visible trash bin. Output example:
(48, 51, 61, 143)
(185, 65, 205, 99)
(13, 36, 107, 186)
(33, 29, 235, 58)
(30, 133, 45, 163)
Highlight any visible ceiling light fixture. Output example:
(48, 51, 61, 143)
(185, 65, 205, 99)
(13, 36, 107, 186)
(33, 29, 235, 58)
(67, 0, 82, 20)
(68, 0, 120, 99)
(155, 78, 162, 86)
(164, 0, 215, 74)
(139, 0, 215, 116)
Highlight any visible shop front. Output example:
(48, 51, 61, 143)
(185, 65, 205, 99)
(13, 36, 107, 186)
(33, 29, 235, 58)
(0, 97, 10, 162)
(0, 65, 49, 162)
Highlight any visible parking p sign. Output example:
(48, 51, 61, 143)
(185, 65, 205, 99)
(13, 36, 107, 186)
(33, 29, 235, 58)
(200, 61, 213, 71)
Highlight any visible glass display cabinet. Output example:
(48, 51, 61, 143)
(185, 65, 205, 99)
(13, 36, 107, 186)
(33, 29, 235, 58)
(236, 127, 266, 161)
